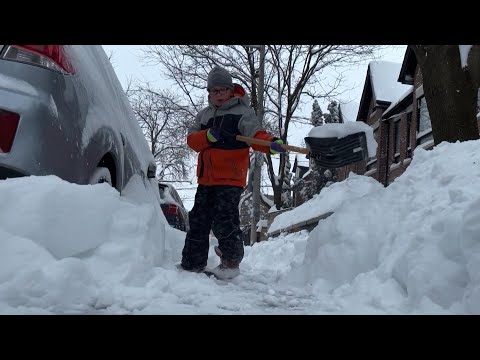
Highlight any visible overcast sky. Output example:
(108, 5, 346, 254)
(103, 45, 407, 107)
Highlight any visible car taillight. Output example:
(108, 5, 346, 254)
(166, 204, 178, 215)
(0, 109, 20, 153)
(1, 45, 75, 74)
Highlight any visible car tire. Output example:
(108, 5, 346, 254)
(89, 166, 112, 186)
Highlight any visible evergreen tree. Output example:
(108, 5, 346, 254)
(311, 100, 324, 126)
(324, 100, 340, 123)
(292, 100, 339, 205)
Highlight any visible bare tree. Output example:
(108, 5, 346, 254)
(139, 45, 259, 112)
(263, 45, 377, 208)
(411, 45, 480, 145)
(107, 50, 116, 67)
(140, 45, 378, 209)
(126, 82, 195, 182)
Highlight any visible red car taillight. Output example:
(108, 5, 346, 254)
(1, 45, 75, 74)
(166, 204, 179, 215)
(0, 109, 20, 153)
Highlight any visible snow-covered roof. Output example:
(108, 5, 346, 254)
(398, 46, 416, 84)
(339, 101, 360, 122)
(369, 61, 411, 103)
(383, 85, 414, 116)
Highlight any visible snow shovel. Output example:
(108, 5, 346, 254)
(236, 132, 368, 169)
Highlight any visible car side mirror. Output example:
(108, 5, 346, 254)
(147, 163, 157, 178)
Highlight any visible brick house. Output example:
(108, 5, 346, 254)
(270, 46, 480, 237)
(336, 46, 479, 186)
(377, 86, 414, 185)
(378, 46, 434, 185)
(337, 60, 413, 184)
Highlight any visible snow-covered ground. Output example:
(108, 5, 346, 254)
(1, 139, 480, 314)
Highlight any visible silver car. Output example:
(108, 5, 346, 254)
(0, 45, 156, 192)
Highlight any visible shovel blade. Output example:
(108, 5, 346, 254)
(304, 131, 368, 169)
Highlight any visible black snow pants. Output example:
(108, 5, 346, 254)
(181, 184, 243, 270)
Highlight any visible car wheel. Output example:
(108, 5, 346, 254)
(89, 166, 112, 186)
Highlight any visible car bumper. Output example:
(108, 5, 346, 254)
(0, 64, 91, 184)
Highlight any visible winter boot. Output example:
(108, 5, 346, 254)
(176, 263, 205, 273)
(210, 246, 240, 280)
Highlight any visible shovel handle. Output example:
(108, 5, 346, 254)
(236, 135, 310, 155)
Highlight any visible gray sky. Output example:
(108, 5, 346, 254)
(103, 45, 407, 102)
(103, 45, 168, 88)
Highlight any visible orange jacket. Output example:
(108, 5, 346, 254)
(187, 84, 276, 188)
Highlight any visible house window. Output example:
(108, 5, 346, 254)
(418, 96, 431, 132)
(417, 96, 433, 145)
(406, 112, 412, 158)
(368, 128, 379, 161)
(366, 158, 377, 171)
(394, 120, 401, 163)
(478, 88, 480, 112)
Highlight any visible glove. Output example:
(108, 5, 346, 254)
(270, 138, 286, 154)
(207, 128, 222, 143)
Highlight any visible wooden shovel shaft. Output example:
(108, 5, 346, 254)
(236, 135, 310, 155)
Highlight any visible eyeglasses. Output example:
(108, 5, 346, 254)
(208, 88, 230, 96)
